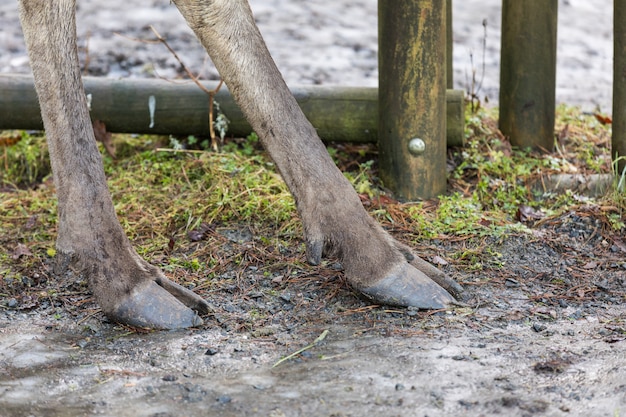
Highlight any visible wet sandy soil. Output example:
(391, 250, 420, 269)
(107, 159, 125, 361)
(1, 305, 625, 417)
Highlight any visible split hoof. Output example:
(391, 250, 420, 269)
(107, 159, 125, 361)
(360, 263, 455, 309)
(110, 281, 204, 329)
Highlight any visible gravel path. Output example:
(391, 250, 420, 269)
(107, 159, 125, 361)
(0, 0, 614, 111)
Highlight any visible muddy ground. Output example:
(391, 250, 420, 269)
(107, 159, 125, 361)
(1, 217, 625, 416)
(1, 0, 625, 416)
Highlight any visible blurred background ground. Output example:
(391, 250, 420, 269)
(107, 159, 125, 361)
(0, 0, 614, 111)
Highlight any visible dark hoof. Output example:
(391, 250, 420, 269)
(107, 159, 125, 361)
(110, 281, 204, 329)
(360, 263, 455, 309)
(408, 256, 466, 301)
(156, 276, 213, 315)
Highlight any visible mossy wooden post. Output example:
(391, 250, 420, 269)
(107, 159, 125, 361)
(379, 0, 447, 200)
(446, 0, 453, 89)
(614, 0, 626, 174)
(499, 0, 557, 150)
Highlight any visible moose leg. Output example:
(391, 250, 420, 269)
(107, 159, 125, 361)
(174, 0, 463, 307)
(18, 0, 210, 329)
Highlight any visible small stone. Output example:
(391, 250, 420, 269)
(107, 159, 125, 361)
(505, 278, 521, 287)
(532, 323, 547, 332)
(216, 395, 232, 404)
(205, 347, 219, 356)
(162, 374, 178, 382)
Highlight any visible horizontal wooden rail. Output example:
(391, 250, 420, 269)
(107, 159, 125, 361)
(499, 0, 557, 150)
(0, 74, 465, 147)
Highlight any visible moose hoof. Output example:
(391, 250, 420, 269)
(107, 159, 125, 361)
(360, 263, 455, 309)
(110, 281, 204, 329)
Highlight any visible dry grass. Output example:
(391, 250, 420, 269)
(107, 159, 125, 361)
(0, 105, 624, 324)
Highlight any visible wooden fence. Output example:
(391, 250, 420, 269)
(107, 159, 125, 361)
(615, 0, 626, 173)
(379, 0, 624, 199)
(1, 1, 624, 200)
(0, 74, 465, 147)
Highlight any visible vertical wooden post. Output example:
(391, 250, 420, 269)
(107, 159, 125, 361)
(378, 0, 447, 200)
(446, 0, 453, 89)
(614, 0, 626, 174)
(499, 0, 557, 150)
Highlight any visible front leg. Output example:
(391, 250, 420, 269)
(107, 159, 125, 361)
(174, 0, 463, 308)
(18, 0, 210, 329)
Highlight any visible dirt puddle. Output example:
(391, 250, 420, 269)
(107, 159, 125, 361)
(1, 305, 624, 417)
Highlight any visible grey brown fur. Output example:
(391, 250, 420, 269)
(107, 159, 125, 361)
(17, 0, 461, 329)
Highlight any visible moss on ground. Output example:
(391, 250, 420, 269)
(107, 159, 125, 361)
(0, 105, 624, 312)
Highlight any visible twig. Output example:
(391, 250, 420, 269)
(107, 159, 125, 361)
(149, 26, 224, 151)
(272, 329, 329, 368)
(155, 147, 206, 154)
(466, 19, 488, 112)
(149, 26, 215, 95)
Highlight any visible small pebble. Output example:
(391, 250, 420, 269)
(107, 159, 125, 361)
(216, 395, 232, 404)
(205, 347, 219, 356)
(505, 278, 521, 287)
(533, 323, 547, 332)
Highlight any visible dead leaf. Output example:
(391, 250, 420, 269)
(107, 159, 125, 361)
(374, 195, 398, 206)
(15, 295, 40, 310)
(478, 218, 493, 227)
(93, 119, 116, 158)
(12, 243, 32, 259)
(25, 215, 38, 230)
(594, 113, 612, 125)
(188, 230, 204, 242)
(582, 261, 597, 269)
(516, 205, 545, 222)
(0, 132, 22, 147)
(611, 239, 626, 253)
(187, 223, 217, 242)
